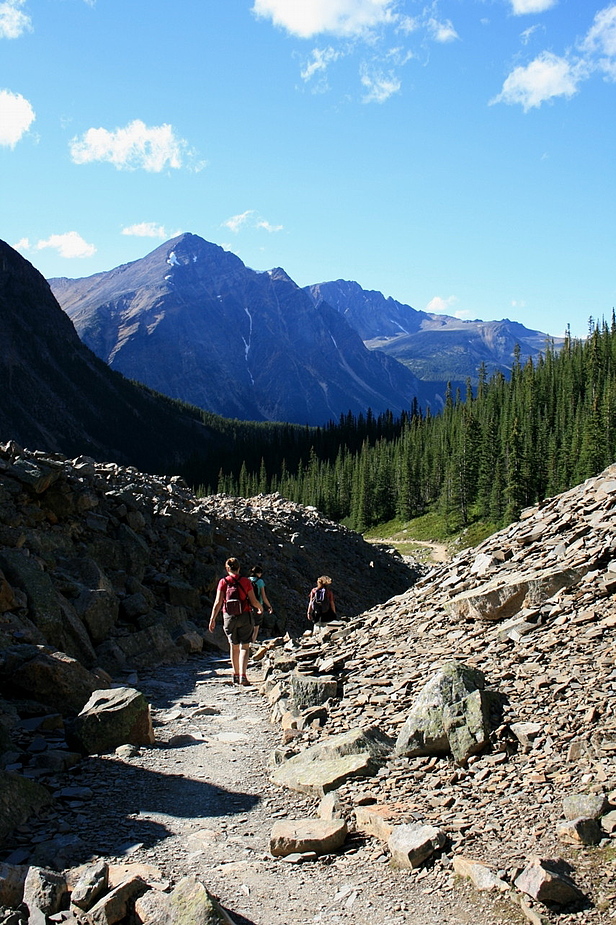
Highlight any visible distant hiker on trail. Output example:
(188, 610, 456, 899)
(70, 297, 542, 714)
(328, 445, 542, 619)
(307, 575, 336, 625)
(209, 557, 262, 686)
(249, 564, 273, 642)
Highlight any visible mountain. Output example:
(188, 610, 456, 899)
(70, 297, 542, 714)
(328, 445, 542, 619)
(305, 279, 562, 386)
(50, 235, 432, 427)
(0, 240, 225, 475)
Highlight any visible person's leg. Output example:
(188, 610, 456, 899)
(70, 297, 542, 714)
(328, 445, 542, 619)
(251, 621, 259, 643)
(238, 643, 250, 680)
(230, 643, 241, 681)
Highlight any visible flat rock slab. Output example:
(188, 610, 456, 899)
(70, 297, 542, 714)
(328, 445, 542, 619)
(270, 753, 377, 797)
(270, 819, 348, 857)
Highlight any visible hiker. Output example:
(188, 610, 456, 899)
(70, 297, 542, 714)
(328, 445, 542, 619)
(307, 575, 336, 624)
(209, 557, 262, 686)
(249, 564, 273, 642)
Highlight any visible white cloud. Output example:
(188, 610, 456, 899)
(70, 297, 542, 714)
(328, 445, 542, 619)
(256, 219, 284, 233)
(490, 51, 581, 110)
(12, 237, 30, 253)
(35, 232, 96, 259)
(0, 0, 31, 39)
(301, 46, 341, 82)
(252, 0, 395, 39)
(426, 295, 458, 314)
(427, 17, 459, 43)
(581, 4, 616, 79)
(223, 210, 255, 233)
(121, 222, 168, 239)
(509, 0, 557, 13)
(69, 119, 192, 172)
(360, 66, 401, 102)
(223, 211, 283, 234)
(0, 89, 35, 146)
(520, 24, 541, 45)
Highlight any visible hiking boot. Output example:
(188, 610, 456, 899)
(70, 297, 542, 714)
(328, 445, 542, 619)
(239, 675, 251, 687)
(232, 674, 240, 685)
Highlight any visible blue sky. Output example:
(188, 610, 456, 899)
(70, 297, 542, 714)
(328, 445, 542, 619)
(1, 0, 615, 339)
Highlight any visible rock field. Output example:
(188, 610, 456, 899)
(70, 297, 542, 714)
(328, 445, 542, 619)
(1, 442, 616, 924)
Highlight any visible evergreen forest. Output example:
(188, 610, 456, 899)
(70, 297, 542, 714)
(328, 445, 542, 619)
(206, 320, 616, 534)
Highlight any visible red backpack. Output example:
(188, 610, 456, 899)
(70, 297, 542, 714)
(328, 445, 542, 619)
(224, 575, 249, 615)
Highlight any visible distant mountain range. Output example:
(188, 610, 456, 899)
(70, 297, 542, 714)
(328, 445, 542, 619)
(49, 233, 562, 426)
(50, 234, 430, 427)
(305, 280, 561, 385)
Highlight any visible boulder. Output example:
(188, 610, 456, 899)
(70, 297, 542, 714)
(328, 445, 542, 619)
(562, 792, 610, 821)
(0, 771, 52, 845)
(22, 867, 68, 916)
(70, 861, 109, 912)
(395, 661, 497, 763)
(270, 726, 392, 797)
(514, 857, 585, 906)
(290, 671, 338, 713)
(0, 645, 104, 715)
(445, 567, 585, 623)
(67, 687, 154, 755)
(85, 876, 150, 925)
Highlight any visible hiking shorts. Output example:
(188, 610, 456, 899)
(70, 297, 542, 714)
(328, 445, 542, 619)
(252, 608, 263, 627)
(222, 611, 253, 645)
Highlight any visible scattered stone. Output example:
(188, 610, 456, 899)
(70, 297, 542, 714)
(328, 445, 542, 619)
(270, 819, 348, 857)
(514, 857, 585, 906)
(388, 823, 446, 869)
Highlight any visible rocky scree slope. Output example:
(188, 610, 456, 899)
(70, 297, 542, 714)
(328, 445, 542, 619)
(0, 436, 417, 768)
(259, 464, 616, 922)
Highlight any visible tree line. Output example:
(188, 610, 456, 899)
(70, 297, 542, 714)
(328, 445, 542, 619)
(209, 318, 616, 533)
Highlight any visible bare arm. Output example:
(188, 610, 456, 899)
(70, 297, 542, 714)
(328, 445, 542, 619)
(209, 585, 224, 632)
(248, 587, 263, 613)
(261, 587, 272, 611)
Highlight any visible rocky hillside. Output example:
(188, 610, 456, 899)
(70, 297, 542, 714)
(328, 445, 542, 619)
(0, 240, 229, 477)
(0, 436, 417, 739)
(257, 463, 616, 921)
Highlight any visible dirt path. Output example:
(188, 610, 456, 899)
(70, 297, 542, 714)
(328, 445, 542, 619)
(58, 653, 518, 925)
(366, 537, 450, 565)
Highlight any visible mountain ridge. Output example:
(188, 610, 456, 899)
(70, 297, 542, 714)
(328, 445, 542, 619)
(50, 234, 430, 427)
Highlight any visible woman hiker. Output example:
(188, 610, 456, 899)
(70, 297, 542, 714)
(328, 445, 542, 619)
(307, 575, 336, 625)
(209, 557, 262, 686)
(249, 564, 273, 642)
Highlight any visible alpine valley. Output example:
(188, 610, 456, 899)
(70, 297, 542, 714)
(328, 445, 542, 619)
(49, 233, 560, 427)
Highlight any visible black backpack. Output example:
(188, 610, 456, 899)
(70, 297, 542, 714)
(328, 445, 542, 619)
(311, 586, 330, 617)
(224, 576, 247, 616)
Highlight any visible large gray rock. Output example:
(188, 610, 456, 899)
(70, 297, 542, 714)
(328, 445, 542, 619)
(270, 726, 392, 797)
(67, 687, 154, 755)
(134, 875, 234, 925)
(22, 867, 68, 916)
(445, 567, 585, 623)
(290, 671, 338, 713)
(395, 661, 497, 764)
(0, 645, 104, 715)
